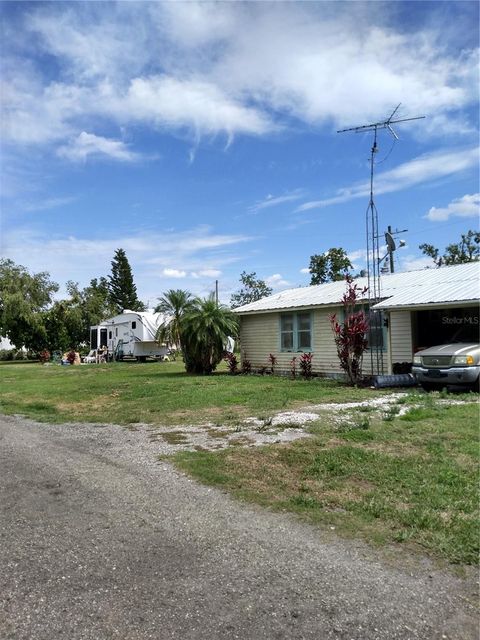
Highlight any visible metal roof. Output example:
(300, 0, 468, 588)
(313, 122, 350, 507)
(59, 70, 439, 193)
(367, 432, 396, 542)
(233, 262, 480, 314)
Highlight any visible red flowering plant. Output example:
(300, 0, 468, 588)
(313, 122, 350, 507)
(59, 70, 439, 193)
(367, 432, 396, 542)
(330, 277, 369, 386)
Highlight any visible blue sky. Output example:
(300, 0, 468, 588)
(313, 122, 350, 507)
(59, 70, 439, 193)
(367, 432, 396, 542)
(1, 1, 479, 305)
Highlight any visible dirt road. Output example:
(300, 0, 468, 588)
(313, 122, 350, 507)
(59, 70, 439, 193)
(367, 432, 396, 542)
(0, 415, 477, 639)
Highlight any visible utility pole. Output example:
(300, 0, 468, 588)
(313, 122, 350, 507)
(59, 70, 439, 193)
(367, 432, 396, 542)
(337, 104, 424, 375)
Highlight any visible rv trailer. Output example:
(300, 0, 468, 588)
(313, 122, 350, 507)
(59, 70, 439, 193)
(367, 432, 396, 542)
(90, 310, 170, 361)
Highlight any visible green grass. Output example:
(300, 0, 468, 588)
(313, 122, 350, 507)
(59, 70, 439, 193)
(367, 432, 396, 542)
(0, 361, 383, 426)
(174, 399, 480, 565)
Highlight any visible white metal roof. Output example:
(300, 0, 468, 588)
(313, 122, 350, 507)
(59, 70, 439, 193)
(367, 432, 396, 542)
(233, 262, 480, 314)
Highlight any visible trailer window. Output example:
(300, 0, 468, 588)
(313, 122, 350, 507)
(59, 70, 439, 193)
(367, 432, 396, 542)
(132, 321, 136, 329)
(108, 331, 112, 339)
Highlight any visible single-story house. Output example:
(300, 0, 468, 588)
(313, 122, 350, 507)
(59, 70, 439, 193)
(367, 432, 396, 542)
(233, 262, 480, 377)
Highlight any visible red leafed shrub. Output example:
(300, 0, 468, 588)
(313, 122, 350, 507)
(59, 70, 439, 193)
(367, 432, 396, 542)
(268, 353, 277, 374)
(66, 350, 76, 365)
(224, 351, 239, 375)
(330, 276, 369, 386)
(299, 353, 313, 380)
(290, 356, 297, 379)
(39, 349, 50, 364)
(241, 357, 252, 375)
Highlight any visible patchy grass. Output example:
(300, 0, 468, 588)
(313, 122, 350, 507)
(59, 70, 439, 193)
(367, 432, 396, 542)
(174, 399, 479, 565)
(0, 361, 386, 426)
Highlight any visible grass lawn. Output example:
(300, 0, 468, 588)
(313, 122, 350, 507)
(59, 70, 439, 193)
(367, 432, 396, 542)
(1, 361, 478, 565)
(174, 395, 479, 565)
(0, 360, 383, 425)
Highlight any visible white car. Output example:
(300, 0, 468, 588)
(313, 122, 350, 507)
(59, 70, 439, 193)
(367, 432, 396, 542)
(412, 342, 480, 391)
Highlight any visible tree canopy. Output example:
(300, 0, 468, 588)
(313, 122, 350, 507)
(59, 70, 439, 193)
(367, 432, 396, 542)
(308, 248, 353, 285)
(419, 230, 480, 267)
(108, 248, 145, 313)
(154, 289, 194, 350)
(230, 271, 273, 308)
(182, 296, 238, 374)
(0, 259, 58, 350)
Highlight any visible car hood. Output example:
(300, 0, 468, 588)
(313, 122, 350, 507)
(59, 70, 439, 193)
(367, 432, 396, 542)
(417, 343, 479, 357)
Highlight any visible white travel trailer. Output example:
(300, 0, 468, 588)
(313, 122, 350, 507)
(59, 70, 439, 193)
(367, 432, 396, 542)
(90, 310, 170, 361)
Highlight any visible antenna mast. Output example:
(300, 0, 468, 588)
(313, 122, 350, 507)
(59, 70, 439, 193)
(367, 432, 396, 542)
(337, 104, 425, 375)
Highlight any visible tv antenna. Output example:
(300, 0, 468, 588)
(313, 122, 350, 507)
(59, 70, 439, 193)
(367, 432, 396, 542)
(337, 104, 425, 374)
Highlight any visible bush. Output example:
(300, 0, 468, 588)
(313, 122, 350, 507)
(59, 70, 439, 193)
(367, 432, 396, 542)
(38, 349, 51, 364)
(299, 353, 313, 380)
(241, 358, 252, 375)
(224, 352, 239, 375)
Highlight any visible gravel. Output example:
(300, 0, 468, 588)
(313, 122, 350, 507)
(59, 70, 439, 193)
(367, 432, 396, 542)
(0, 414, 478, 640)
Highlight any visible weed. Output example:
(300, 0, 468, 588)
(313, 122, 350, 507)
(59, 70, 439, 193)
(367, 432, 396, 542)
(161, 431, 188, 445)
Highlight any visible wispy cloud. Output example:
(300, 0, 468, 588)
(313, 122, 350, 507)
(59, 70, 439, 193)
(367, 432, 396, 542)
(2, 3, 478, 154)
(22, 196, 77, 212)
(249, 189, 305, 214)
(297, 147, 479, 212)
(1, 225, 251, 300)
(57, 132, 140, 162)
(425, 193, 479, 222)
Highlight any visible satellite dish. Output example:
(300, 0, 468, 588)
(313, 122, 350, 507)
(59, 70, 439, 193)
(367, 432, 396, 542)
(385, 231, 396, 252)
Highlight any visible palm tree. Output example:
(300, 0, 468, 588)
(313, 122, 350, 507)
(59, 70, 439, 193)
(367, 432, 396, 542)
(154, 289, 193, 350)
(181, 295, 238, 374)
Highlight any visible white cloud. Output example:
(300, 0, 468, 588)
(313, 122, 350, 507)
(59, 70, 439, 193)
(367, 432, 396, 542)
(197, 269, 222, 278)
(2, 3, 478, 152)
(297, 147, 479, 211)
(425, 193, 480, 222)
(249, 190, 305, 213)
(57, 132, 139, 162)
(1, 225, 250, 300)
(299, 267, 310, 274)
(163, 268, 187, 278)
(22, 196, 76, 212)
(265, 273, 291, 289)
(399, 255, 436, 271)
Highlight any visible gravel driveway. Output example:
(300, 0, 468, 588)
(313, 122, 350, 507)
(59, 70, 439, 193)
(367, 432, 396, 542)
(0, 414, 477, 640)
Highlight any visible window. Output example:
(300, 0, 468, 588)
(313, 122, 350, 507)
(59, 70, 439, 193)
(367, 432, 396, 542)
(280, 312, 312, 352)
(367, 310, 386, 351)
(108, 331, 112, 340)
(132, 321, 137, 329)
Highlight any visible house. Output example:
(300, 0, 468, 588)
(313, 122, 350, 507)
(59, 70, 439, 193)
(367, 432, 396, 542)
(233, 262, 480, 377)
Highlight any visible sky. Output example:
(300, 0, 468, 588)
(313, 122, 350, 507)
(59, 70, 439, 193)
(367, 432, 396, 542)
(1, 1, 479, 306)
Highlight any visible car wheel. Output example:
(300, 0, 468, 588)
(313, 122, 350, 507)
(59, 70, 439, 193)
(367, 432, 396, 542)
(470, 377, 480, 393)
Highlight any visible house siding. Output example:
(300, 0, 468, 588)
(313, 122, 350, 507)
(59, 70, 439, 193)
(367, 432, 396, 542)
(239, 308, 389, 376)
(389, 310, 413, 364)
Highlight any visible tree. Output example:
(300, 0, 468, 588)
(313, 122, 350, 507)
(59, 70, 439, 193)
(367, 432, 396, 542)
(309, 248, 353, 285)
(0, 259, 58, 350)
(154, 289, 194, 350)
(230, 271, 273, 309)
(330, 277, 369, 386)
(108, 248, 145, 314)
(419, 230, 480, 267)
(181, 295, 238, 374)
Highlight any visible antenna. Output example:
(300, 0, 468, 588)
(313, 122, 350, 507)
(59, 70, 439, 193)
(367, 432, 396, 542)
(338, 104, 425, 375)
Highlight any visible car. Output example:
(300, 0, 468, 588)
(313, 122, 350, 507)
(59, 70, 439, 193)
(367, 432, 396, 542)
(412, 342, 480, 391)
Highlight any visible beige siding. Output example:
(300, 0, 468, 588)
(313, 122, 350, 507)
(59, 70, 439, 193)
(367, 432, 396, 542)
(239, 308, 390, 376)
(389, 310, 413, 364)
